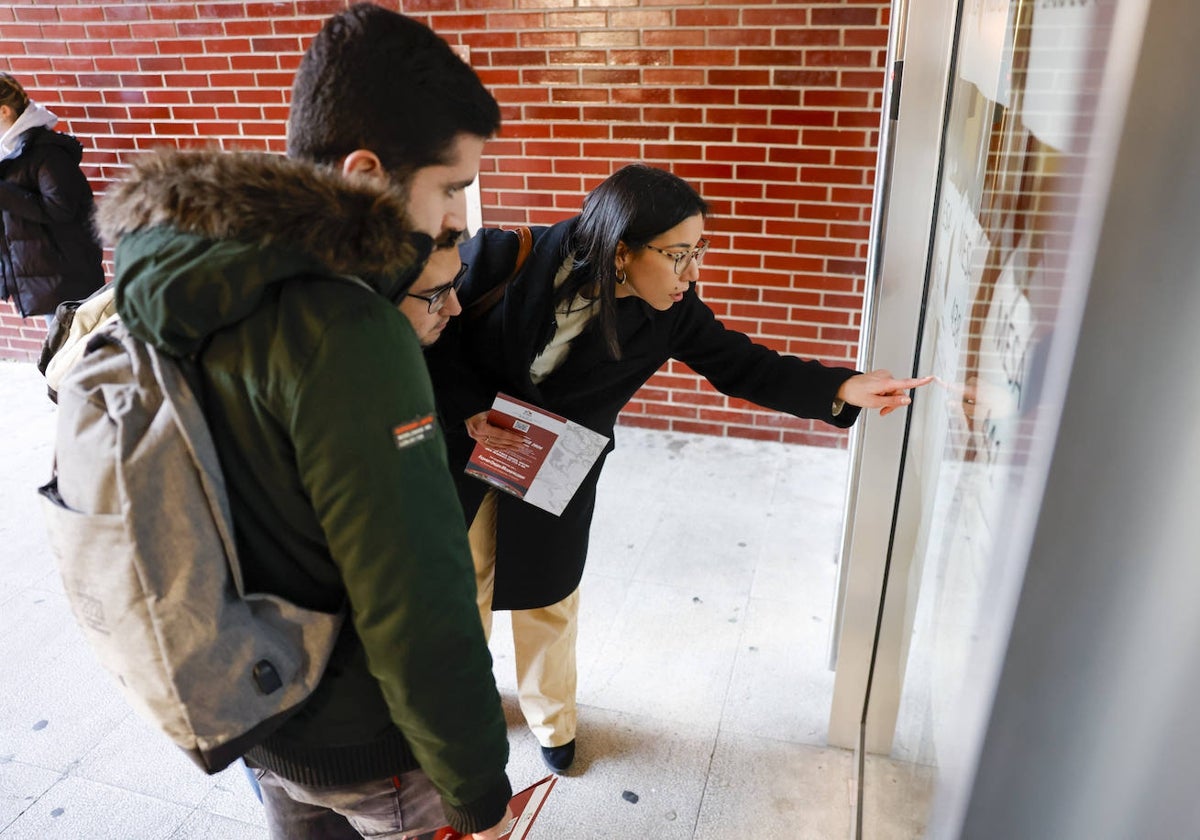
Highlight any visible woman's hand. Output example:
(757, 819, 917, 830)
(466, 411, 526, 450)
(838, 370, 934, 417)
(469, 806, 515, 839)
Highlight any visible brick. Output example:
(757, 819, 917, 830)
(58, 6, 107, 23)
(674, 87, 736, 106)
(14, 6, 59, 22)
(673, 418, 735, 437)
(548, 48, 608, 66)
(709, 28, 771, 48)
(672, 49, 737, 67)
(820, 326, 861, 343)
(734, 127, 800, 146)
(698, 407, 761, 426)
(829, 187, 875, 206)
(489, 49, 549, 67)
(492, 85, 544, 103)
(545, 11, 606, 28)
(581, 105, 642, 122)
(735, 164, 799, 183)
(812, 7, 880, 26)
(523, 104, 581, 120)
(824, 258, 868, 277)
(617, 415, 670, 432)
(612, 87, 672, 105)
(706, 145, 767, 164)
(802, 128, 870, 148)
(775, 69, 839, 88)
(527, 175, 586, 192)
(177, 21, 225, 36)
(485, 13, 546, 30)
(643, 68, 706, 87)
(41, 23, 89, 41)
(674, 126, 734, 143)
(579, 30, 639, 47)
(522, 68, 578, 85)
(737, 88, 802, 107)
(845, 28, 889, 48)
(521, 30, 576, 48)
(610, 9, 670, 27)
(642, 142, 703, 160)
(842, 70, 887, 88)
(837, 110, 883, 129)
(551, 87, 608, 103)
(676, 9, 739, 26)
(28, 42, 71, 58)
(729, 234, 801, 255)
(610, 49, 671, 67)
(522, 140, 583, 157)
(580, 141, 641, 158)
(766, 147, 831, 168)
(799, 164, 869, 187)
(772, 108, 838, 129)
(581, 68, 640, 85)
(699, 283, 761, 304)
(775, 27, 841, 48)
(806, 88, 873, 108)
(741, 49, 808, 68)
(641, 30, 705, 48)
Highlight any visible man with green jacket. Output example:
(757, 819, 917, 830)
(97, 6, 511, 838)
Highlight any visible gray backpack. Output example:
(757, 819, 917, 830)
(38, 319, 344, 773)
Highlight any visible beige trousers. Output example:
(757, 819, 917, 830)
(468, 490, 578, 748)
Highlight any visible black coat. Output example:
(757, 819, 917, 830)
(0, 126, 104, 317)
(427, 218, 861, 610)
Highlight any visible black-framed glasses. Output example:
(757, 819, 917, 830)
(406, 262, 468, 314)
(644, 238, 710, 276)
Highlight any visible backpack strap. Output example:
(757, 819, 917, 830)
(464, 225, 532, 322)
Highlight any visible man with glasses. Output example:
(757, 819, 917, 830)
(400, 242, 468, 346)
(96, 5, 514, 838)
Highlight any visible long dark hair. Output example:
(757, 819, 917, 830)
(562, 163, 708, 358)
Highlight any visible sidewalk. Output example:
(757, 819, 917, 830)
(0, 357, 873, 839)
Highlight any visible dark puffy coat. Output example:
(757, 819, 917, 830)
(0, 126, 104, 317)
(427, 219, 862, 610)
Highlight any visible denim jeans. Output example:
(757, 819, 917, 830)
(255, 766, 445, 840)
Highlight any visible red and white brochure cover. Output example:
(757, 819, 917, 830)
(464, 393, 608, 517)
(413, 775, 558, 840)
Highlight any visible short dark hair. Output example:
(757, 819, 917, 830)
(287, 3, 500, 178)
(565, 164, 709, 358)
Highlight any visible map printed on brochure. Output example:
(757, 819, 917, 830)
(412, 775, 557, 840)
(465, 393, 609, 517)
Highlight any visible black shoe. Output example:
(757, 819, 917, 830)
(540, 740, 575, 773)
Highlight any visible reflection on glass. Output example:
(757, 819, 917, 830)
(865, 1, 1111, 835)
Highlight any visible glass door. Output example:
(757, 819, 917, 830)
(828, 0, 1127, 835)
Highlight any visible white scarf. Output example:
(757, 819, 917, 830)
(0, 101, 58, 161)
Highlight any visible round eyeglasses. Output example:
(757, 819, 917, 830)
(643, 238, 709, 276)
(406, 262, 469, 314)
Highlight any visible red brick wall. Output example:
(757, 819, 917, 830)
(0, 0, 888, 447)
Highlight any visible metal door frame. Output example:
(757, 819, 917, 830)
(827, 0, 960, 754)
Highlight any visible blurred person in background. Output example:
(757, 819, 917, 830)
(0, 72, 103, 329)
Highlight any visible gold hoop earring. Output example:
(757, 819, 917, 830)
(615, 269, 627, 285)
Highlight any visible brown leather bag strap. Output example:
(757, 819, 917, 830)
(464, 226, 532, 321)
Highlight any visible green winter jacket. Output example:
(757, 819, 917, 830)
(96, 148, 510, 833)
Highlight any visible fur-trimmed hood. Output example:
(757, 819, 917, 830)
(100, 147, 430, 356)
